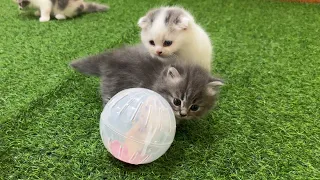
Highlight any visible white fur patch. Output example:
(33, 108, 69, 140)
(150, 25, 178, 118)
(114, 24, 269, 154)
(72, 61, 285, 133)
(139, 6, 213, 72)
(175, 16, 189, 30)
(206, 81, 224, 96)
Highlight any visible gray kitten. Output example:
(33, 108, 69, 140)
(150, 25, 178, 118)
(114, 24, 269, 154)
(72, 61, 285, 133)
(70, 45, 223, 122)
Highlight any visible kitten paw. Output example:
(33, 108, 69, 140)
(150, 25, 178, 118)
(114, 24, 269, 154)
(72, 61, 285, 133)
(55, 14, 66, 20)
(34, 10, 40, 17)
(39, 16, 50, 22)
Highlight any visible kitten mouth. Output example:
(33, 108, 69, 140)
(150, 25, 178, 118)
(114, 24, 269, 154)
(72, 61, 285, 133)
(155, 53, 167, 57)
(180, 116, 190, 119)
(175, 113, 189, 119)
(179, 115, 187, 118)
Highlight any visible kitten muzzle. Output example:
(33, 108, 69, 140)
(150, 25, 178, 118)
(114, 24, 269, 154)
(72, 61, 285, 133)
(179, 112, 187, 117)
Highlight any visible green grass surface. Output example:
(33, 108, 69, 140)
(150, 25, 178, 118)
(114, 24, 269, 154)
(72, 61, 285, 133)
(1, 0, 320, 179)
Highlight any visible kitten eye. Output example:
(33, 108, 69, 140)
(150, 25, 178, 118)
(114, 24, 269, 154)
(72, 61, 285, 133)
(190, 105, 199, 111)
(149, 40, 155, 46)
(163, 40, 172, 47)
(173, 98, 181, 106)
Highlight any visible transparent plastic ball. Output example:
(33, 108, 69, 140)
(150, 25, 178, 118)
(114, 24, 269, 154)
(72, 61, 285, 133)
(100, 88, 176, 165)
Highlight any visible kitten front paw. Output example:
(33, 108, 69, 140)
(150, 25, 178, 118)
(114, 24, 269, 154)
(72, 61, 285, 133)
(39, 16, 50, 22)
(55, 14, 66, 20)
(34, 10, 40, 17)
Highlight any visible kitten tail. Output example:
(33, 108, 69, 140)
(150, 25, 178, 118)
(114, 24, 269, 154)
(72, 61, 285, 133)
(70, 55, 103, 76)
(83, 2, 109, 13)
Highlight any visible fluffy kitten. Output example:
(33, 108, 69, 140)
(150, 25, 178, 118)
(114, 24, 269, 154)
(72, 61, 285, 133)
(15, 0, 109, 22)
(70, 45, 223, 122)
(138, 6, 213, 72)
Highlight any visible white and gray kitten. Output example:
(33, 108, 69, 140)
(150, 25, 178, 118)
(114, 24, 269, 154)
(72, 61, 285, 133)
(15, 0, 109, 22)
(70, 45, 223, 123)
(138, 6, 213, 72)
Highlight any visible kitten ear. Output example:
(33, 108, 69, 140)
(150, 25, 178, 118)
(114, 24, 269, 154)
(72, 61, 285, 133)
(206, 80, 224, 96)
(166, 67, 181, 83)
(138, 16, 148, 29)
(175, 16, 190, 30)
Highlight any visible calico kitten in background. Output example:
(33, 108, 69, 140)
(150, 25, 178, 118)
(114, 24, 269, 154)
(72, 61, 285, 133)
(138, 6, 213, 72)
(70, 45, 223, 123)
(15, 0, 109, 22)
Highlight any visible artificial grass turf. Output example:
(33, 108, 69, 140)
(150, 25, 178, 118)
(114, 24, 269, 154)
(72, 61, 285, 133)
(1, 0, 320, 179)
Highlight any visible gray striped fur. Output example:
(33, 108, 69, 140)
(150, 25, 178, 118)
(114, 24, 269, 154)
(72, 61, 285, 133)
(70, 44, 223, 121)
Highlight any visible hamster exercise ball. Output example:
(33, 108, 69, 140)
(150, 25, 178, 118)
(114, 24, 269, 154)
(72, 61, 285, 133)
(100, 88, 176, 165)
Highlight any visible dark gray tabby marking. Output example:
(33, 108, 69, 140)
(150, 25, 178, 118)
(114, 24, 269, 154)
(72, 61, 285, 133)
(86, 3, 98, 13)
(50, 0, 56, 5)
(76, 4, 84, 14)
(20, 1, 30, 8)
(70, 44, 223, 122)
(85, 3, 108, 13)
(148, 9, 160, 24)
(58, 0, 69, 10)
(142, 8, 161, 27)
(165, 9, 184, 25)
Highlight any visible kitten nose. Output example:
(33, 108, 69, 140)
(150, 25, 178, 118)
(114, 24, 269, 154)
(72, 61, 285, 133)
(180, 112, 187, 117)
(156, 51, 162, 55)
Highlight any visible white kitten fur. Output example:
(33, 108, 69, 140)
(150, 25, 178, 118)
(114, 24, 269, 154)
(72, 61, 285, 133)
(15, 0, 108, 22)
(138, 7, 213, 72)
(27, 0, 53, 22)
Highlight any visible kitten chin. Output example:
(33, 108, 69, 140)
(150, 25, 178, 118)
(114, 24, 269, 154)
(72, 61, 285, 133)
(15, 0, 109, 22)
(138, 6, 213, 72)
(70, 44, 224, 123)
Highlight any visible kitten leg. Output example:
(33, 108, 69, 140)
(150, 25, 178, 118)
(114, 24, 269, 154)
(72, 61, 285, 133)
(39, 4, 52, 22)
(34, 10, 40, 17)
(55, 14, 66, 20)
